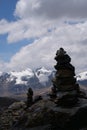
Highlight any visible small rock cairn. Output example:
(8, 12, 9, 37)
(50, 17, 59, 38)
(26, 87, 33, 108)
(52, 48, 80, 107)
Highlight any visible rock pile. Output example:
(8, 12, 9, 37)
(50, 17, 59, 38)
(52, 48, 81, 107)
(26, 87, 34, 108)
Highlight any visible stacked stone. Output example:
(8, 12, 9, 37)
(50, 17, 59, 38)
(52, 48, 80, 107)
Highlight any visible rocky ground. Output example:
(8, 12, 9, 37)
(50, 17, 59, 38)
(1, 93, 87, 130)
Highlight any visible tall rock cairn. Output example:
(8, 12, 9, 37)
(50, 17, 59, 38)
(52, 48, 80, 107)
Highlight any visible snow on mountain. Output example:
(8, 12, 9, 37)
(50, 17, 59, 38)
(35, 67, 52, 86)
(9, 68, 34, 85)
(0, 67, 86, 96)
(8, 67, 52, 85)
(77, 71, 87, 81)
(76, 71, 87, 89)
(0, 67, 54, 95)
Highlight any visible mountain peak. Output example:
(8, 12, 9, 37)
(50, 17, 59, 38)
(0, 67, 54, 96)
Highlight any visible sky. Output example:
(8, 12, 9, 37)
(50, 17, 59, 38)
(0, 0, 87, 73)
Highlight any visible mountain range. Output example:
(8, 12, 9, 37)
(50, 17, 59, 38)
(0, 67, 87, 96)
(0, 67, 54, 96)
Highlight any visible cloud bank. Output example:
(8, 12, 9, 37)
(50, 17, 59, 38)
(0, 0, 87, 73)
(15, 0, 87, 19)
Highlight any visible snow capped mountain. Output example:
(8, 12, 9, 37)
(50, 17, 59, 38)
(9, 68, 34, 85)
(7, 67, 52, 85)
(0, 68, 87, 96)
(77, 71, 87, 81)
(0, 67, 54, 95)
(77, 71, 87, 87)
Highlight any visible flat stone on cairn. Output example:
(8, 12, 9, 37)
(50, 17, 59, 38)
(52, 48, 80, 107)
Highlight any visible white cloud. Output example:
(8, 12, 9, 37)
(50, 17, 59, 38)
(0, 0, 87, 73)
(15, 0, 87, 20)
(0, 59, 8, 72)
(5, 22, 87, 73)
(1, 0, 87, 43)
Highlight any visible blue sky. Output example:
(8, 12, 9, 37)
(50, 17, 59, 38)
(0, 0, 17, 21)
(0, 34, 33, 61)
(0, 0, 16, 61)
(0, 0, 87, 72)
(0, 0, 33, 62)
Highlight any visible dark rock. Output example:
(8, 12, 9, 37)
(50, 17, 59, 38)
(0, 97, 18, 109)
(54, 63, 75, 71)
(55, 69, 75, 77)
(49, 86, 57, 99)
(1, 98, 87, 130)
(67, 106, 87, 129)
(53, 77, 76, 85)
(56, 93, 79, 108)
(26, 88, 33, 108)
(55, 54, 71, 63)
(52, 48, 81, 107)
(34, 95, 43, 103)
